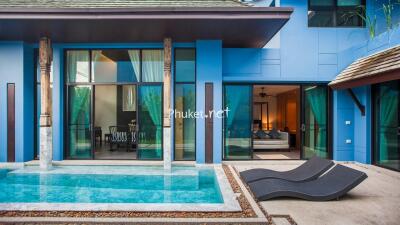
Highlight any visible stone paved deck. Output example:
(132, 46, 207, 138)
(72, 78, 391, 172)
(232, 161, 400, 225)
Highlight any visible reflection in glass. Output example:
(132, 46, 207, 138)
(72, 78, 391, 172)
(224, 85, 252, 160)
(91, 50, 140, 83)
(374, 80, 400, 171)
(309, 0, 334, 6)
(67, 51, 90, 83)
(175, 49, 195, 82)
(68, 86, 92, 159)
(142, 50, 164, 82)
(303, 86, 328, 159)
(138, 85, 163, 160)
(174, 84, 196, 160)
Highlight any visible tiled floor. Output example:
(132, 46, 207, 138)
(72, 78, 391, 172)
(234, 162, 400, 225)
(94, 145, 137, 160)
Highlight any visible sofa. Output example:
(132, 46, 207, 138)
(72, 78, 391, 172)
(253, 130, 289, 150)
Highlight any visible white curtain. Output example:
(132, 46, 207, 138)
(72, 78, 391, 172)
(142, 50, 164, 82)
(127, 50, 141, 82)
(123, 85, 136, 112)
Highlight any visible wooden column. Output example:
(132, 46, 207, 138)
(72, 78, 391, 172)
(163, 38, 172, 170)
(39, 37, 53, 127)
(163, 38, 172, 127)
(39, 37, 53, 170)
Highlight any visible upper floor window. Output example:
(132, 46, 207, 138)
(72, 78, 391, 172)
(308, 0, 365, 27)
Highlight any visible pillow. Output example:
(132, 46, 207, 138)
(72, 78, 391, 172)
(255, 130, 268, 139)
(268, 128, 281, 139)
(253, 132, 259, 139)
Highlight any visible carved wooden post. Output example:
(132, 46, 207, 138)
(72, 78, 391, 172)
(39, 37, 53, 170)
(163, 38, 172, 170)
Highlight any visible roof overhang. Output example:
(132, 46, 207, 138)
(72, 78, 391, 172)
(329, 45, 400, 90)
(0, 7, 293, 47)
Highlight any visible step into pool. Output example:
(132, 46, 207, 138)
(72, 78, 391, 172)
(0, 166, 224, 204)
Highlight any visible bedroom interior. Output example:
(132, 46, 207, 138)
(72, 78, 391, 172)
(252, 85, 301, 160)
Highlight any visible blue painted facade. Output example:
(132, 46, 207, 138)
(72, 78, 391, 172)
(0, 0, 399, 164)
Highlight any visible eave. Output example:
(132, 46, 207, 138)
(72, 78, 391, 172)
(0, 7, 293, 47)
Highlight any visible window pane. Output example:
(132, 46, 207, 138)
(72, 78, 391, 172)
(224, 85, 252, 160)
(337, 8, 364, 26)
(374, 80, 400, 171)
(174, 84, 196, 160)
(138, 85, 163, 159)
(308, 10, 335, 27)
(337, 0, 361, 6)
(92, 50, 140, 83)
(68, 86, 92, 159)
(175, 49, 195, 82)
(142, 50, 164, 82)
(67, 50, 89, 83)
(310, 0, 334, 6)
(302, 86, 328, 159)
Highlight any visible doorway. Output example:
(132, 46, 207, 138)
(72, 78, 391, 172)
(65, 49, 164, 160)
(223, 84, 330, 160)
(252, 85, 301, 160)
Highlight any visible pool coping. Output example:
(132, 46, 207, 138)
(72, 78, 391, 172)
(0, 165, 241, 212)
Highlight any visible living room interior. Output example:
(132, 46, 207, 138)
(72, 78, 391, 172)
(252, 85, 301, 160)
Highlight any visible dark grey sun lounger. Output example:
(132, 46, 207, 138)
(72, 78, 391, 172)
(248, 164, 368, 201)
(240, 156, 334, 183)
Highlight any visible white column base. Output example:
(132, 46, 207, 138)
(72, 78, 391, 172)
(163, 127, 171, 171)
(40, 126, 53, 170)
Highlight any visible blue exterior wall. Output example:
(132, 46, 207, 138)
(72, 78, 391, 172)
(196, 40, 223, 163)
(0, 42, 35, 162)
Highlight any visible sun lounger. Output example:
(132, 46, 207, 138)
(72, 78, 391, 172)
(240, 156, 334, 183)
(248, 164, 368, 201)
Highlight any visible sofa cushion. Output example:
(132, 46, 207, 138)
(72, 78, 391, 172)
(255, 130, 268, 139)
(268, 128, 281, 139)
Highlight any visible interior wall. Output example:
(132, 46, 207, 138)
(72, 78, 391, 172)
(95, 85, 117, 135)
(253, 95, 277, 130)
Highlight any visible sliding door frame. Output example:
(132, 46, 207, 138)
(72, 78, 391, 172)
(371, 80, 400, 172)
(222, 82, 332, 161)
(300, 84, 333, 160)
(222, 83, 254, 161)
(64, 48, 164, 160)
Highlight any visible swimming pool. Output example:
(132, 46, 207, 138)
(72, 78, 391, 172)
(0, 166, 224, 204)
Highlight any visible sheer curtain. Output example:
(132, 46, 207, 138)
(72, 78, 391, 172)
(67, 51, 89, 82)
(378, 84, 398, 161)
(140, 85, 162, 158)
(142, 50, 164, 82)
(305, 86, 327, 157)
(128, 50, 141, 82)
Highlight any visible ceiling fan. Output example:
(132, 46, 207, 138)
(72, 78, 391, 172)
(258, 87, 274, 98)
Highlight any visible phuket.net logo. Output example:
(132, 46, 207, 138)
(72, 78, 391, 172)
(169, 108, 230, 119)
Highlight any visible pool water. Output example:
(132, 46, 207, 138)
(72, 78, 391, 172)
(0, 166, 224, 204)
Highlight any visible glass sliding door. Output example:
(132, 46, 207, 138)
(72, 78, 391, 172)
(174, 48, 196, 160)
(67, 86, 92, 159)
(223, 85, 253, 160)
(138, 85, 163, 160)
(374, 80, 400, 171)
(302, 85, 329, 159)
(174, 84, 196, 160)
(65, 49, 164, 160)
